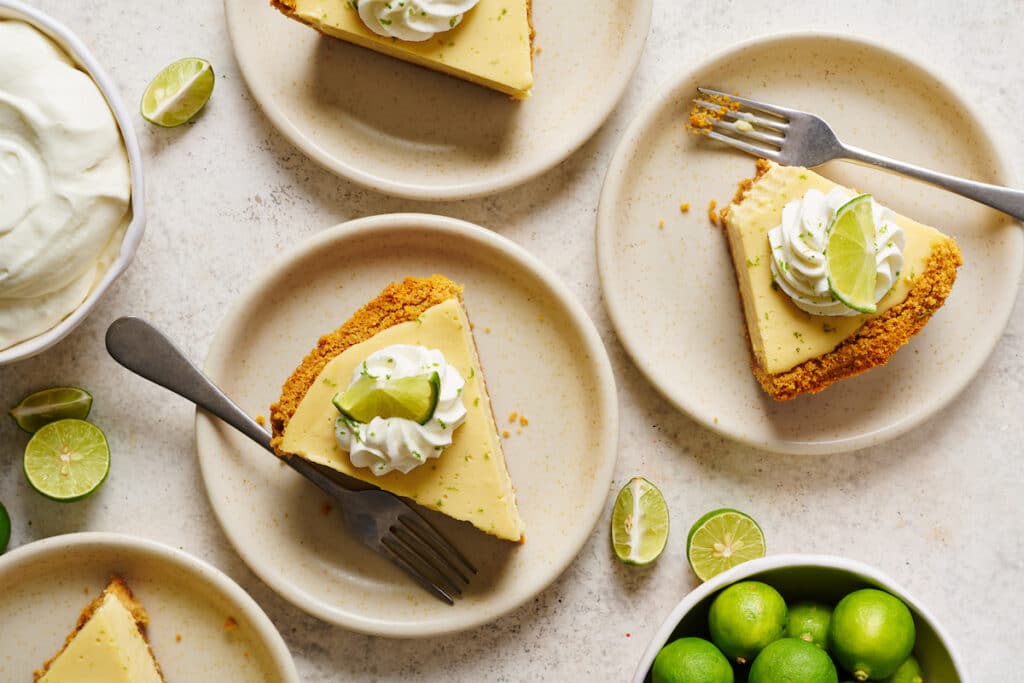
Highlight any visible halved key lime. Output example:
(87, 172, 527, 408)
(826, 194, 877, 314)
(24, 419, 110, 502)
(9, 386, 93, 434)
(686, 508, 766, 581)
(611, 477, 669, 565)
(0, 500, 10, 553)
(334, 372, 440, 424)
(141, 58, 215, 127)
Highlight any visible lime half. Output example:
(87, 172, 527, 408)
(0, 500, 10, 553)
(686, 508, 766, 581)
(826, 194, 877, 314)
(24, 419, 110, 502)
(9, 386, 93, 434)
(141, 58, 215, 127)
(611, 477, 669, 565)
(334, 372, 440, 425)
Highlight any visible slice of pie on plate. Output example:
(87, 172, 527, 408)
(270, 0, 534, 99)
(35, 577, 167, 683)
(270, 275, 525, 542)
(721, 160, 962, 400)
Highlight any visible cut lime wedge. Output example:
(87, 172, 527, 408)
(0, 500, 9, 554)
(334, 372, 441, 425)
(826, 194, 877, 314)
(611, 477, 669, 566)
(24, 419, 110, 502)
(686, 508, 766, 581)
(141, 57, 214, 127)
(9, 386, 93, 434)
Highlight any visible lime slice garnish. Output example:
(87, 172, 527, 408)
(826, 194, 877, 314)
(9, 386, 93, 434)
(0, 500, 10, 554)
(686, 508, 766, 581)
(141, 58, 215, 127)
(611, 477, 669, 565)
(24, 419, 110, 502)
(333, 371, 441, 425)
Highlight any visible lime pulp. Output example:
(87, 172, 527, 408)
(141, 57, 215, 127)
(9, 386, 93, 434)
(826, 194, 877, 314)
(610, 477, 669, 565)
(334, 371, 440, 425)
(23, 419, 110, 502)
(686, 508, 766, 581)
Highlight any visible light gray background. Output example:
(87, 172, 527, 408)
(1, 0, 1020, 680)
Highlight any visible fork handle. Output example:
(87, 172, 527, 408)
(841, 145, 1024, 221)
(105, 317, 274, 451)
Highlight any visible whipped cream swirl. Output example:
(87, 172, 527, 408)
(768, 188, 904, 316)
(357, 0, 480, 41)
(335, 344, 467, 475)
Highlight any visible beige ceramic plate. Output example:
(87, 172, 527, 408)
(597, 33, 1022, 455)
(0, 533, 299, 682)
(195, 214, 617, 636)
(223, 0, 650, 200)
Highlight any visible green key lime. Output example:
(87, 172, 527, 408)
(24, 419, 110, 502)
(749, 638, 838, 683)
(652, 637, 734, 683)
(0, 500, 10, 554)
(141, 58, 215, 127)
(610, 477, 669, 566)
(881, 655, 924, 683)
(708, 580, 788, 664)
(9, 386, 93, 434)
(334, 372, 440, 425)
(786, 601, 833, 650)
(826, 194, 877, 314)
(830, 589, 916, 681)
(686, 508, 766, 581)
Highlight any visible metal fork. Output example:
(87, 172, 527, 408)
(105, 317, 476, 604)
(692, 87, 1024, 221)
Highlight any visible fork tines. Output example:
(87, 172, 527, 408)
(692, 87, 790, 161)
(381, 512, 478, 605)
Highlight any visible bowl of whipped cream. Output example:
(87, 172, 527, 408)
(0, 0, 145, 364)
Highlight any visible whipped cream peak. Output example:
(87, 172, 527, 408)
(357, 0, 480, 42)
(768, 187, 904, 317)
(335, 344, 467, 475)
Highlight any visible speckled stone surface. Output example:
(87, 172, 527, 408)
(0, 1, 1021, 681)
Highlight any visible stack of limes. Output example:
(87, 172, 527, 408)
(651, 582, 923, 683)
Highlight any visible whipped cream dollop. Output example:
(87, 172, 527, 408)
(0, 21, 131, 351)
(335, 344, 467, 475)
(768, 188, 904, 316)
(357, 0, 480, 41)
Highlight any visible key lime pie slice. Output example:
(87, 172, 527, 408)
(721, 160, 962, 400)
(35, 577, 167, 683)
(270, 0, 534, 98)
(271, 275, 524, 542)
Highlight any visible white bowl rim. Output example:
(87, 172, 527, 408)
(631, 553, 968, 683)
(596, 29, 1023, 455)
(0, 0, 146, 365)
(0, 531, 300, 682)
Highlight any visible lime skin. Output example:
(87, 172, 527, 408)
(749, 638, 838, 683)
(829, 589, 916, 681)
(0, 500, 10, 553)
(787, 601, 833, 650)
(708, 580, 788, 664)
(881, 655, 924, 683)
(652, 637, 734, 683)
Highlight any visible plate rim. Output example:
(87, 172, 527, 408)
(195, 212, 619, 636)
(0, 531, 300, 683)
(596, 29, 1023, 455)
(223, 0, 653, 201)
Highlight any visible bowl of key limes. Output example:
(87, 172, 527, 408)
(633, 554, 965, 683)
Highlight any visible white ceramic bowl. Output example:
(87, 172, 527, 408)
(0, 0, 145, 365)
(633, 554, 966, 683)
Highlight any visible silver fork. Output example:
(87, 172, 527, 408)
(693, 87, 1024, 221)
(105, 317, 476, 604)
